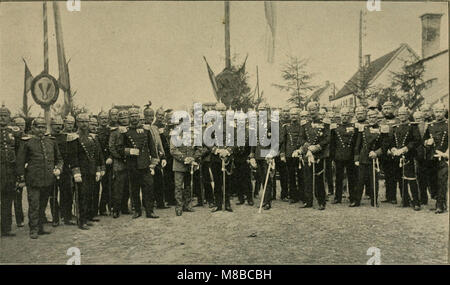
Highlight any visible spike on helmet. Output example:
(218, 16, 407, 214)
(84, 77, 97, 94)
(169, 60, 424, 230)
(0, 102, 11, 116)
(129, 107, 140, 116)
(32, 117, 46, 126)
(51, 116, 64, 125)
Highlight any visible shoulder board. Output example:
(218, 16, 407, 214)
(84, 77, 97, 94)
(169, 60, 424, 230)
(119, 126, 128, 133)
(90, 133, 97, 139)
(67, 133, 79, 142)
(330, 123, 337, 130)
(380, 125, 389, 133)
(143, 124, 151, 130)
(7, 126, 20, 132)
(282, 123, 289, 128)
(109, 126, 118, 131)
(323, 118, 331, 124)
(21, 135, 32, 141)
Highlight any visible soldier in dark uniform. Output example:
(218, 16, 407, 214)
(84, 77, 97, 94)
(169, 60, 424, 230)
(162, 109, 177, 206)
(109, 109, 129, 218)
(379, 100, 400, 204)
(0, 104, 17, 237)
(88, 116, 104, 218)
(353, 109, 389, 207)
(232, 112, 254, 206)
(423, 103, 448, 214)
(280, 108, 301, 203)
(11, 116, 26, 228)
(322, 110, 335, 197)
(122, 107, 159, 219)
(210, 103, 234, 212)
(71, 113, 104, 229)
(277, 107, 290, 201)
(63, 115, 75, 133)
(296, 102, 330, 210)
(389, 106, 421, 210)
(413, 110, 429, 205)
(16, 117, 64, 238)
(48, 116, 64, 227)
(97, 111, 113, 215)
(330, 107, 357, 204)
(143, 104, 169, 209)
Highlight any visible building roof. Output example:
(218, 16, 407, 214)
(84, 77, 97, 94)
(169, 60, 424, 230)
(307, 82, 331, 103)
(333, 44, 419, 101)
(411, 49, 448, 66)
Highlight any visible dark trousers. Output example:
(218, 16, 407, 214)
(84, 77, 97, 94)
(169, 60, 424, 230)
(233, 160, 253, 203)
(254, 168, 262, 196)
(335, 160, 356, 202)
(14, 187, 24, 224)
(174, 171, 192, 211)
(112, 170, 127, 214)
(164, 160, 176, 205)
(303, 159, 326, 206)
(325, 158, 334, 195)
(99, 166, 112, 214)
(286, 157, 299, 201)
(394, 160, 419, 207)
(381, 159, 397, 202)
(211, 160, 232, 208)
(256, 160, 273, 206)
(154, 166, 166, 207)
(297, 162, 306, 202)
(77, 174, 95, 225)
(129, 168, 155, 214)
(277, 158, 288, 200)
(201, 162, 214, 204)
(26, 186, 51, 233)
(436, 161, 448, 210)
(91, 181, 100, 217)
(356, 163, 378, 205)
(49, 182, 60, 223)
(418, 160, 438, 204)
(121, 176, 130, 212)
(59, 171, 73, 222)
(1, 189, 14, 234)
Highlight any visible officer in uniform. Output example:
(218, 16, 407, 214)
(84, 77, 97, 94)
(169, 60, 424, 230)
(63, 115, 76, 133)
(170, 123, 202, 216)
(0, 104, 17, 236)
(278, 107, 290, 201)
(49, 116, 65, 227)
(232, 111, 254, 206)
(72, 113, 104, 229)
(143, 103, 169, 209)
(109, 109, 129, 218)
(380, 100, 400, 204)
(88, 116, 104, 218)
(423, 103, 448, 214)
(210, 102, 234, 212)
(330, 106, 357, 204)
(97, 111, 113, 215)
(413, 110, 429, 205)
(11, 116, 26, 228)
(296, 102, 330, 210)
(323, 110, 335, 197)
(353, 109, 389, 207)
(280, 107, 301, 203)
(389, 106, 421, 210)
(123, 107, 159, 219)
(16, 117, 64, 238)
(163, 109, 177, 206)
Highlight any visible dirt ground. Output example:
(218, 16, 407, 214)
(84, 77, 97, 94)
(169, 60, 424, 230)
(1, 181, 448, 265)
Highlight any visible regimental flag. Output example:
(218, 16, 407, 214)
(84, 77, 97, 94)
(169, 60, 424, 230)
(53, 1, 72, 117)
(22, 58, 33, 117)
(203, 56, 220, 102)
(264, 1, 277, 64)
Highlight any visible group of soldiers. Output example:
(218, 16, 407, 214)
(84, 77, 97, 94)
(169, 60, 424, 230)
(0, 98, 448, 239)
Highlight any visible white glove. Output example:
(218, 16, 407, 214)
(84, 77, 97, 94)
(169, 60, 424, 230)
(355, 161, 360, 166)
(100, 171, 105, 177)
(74, 174, 82, 183)
(150, 168, 155, 175)
(95, 172, 101, 182)
(369, 151, 377, 159)
(161, 159, 167, 168)
(106, 158, 113, 165)
(249, 158, 257, 169)
(53, 169, 61, 177)
(399, 147, 408, 155)
(280, 154, 286, 162)
(425, 138, 434, 146)
(292, 149, 301, 158)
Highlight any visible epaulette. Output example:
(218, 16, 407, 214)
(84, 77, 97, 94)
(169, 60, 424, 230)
(143, 124, 151, 131)
(21, 135, 32, 141)
(90, 133, 97, 139)
(67, 133, 79, 142)
(7, 126, 20, 132)
(109, 126, 118, 131)
(323, 118, 331, 124)
(330, 123, 337, 130)
(380, 125, 389, 134)
(119, 126, 128, 133)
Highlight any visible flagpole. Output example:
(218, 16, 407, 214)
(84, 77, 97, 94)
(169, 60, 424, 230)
(22, 59, 29, 117)
(224, 1, 231, 69)
(43, 1, 51, 131)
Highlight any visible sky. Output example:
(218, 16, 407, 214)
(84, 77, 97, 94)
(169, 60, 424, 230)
(1, 1, 448, 115)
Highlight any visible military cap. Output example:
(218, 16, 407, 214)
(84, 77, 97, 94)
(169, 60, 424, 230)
(367, 109, 378, 117)
(51, 116, 64, 125)
(300, 110, 309, 117)
(32, 117, 46, 126)
(413, 110, 423, 120)
(0, 103, 11, 116)
(340, 106, 352, 115)
(64, 115, 75, 123)
(13, 117, 26, 125)
(289, 108, 300, 116)
(420, 103, 431, 112)
(109, 108, 119, 115)
(156, 107, 165, 116)
(216, 102, 226, 111)
(307, 101, 319, 111)
(129, 107, 140, 116)
(118, 109, 129, 119)
(355, 106, 366, 114)
(89, 116, 98, 123)
(432, 102, 446, 112)
(98, 111, 108, 119)
(382, 100, 393, 108)
(397, 106, 409, 115)
(77, 113, 90, 122)
(282, 106, 290, 113)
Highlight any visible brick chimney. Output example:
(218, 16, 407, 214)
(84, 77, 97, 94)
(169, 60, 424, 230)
(420, 13, 442, 58)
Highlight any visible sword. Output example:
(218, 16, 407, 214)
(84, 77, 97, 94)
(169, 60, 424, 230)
(259, 158, 274, 213)
(73, 181, 80, 226)
(221, 158, 226, 211)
